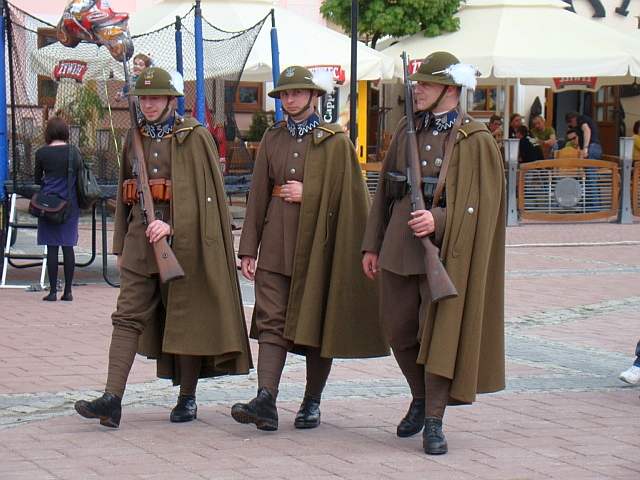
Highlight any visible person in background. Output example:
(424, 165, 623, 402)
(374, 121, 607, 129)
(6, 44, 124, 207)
(530, 115, 557, 149)
(361, 51, 506, 455)
(487, 114, 503, 145)
(34, 116, 85, 302)
(115, 53, 154, 102)
(515, 125, 544, 163)
(565, 110, 601, 161)
(231, 65, 388, 433)
(553, 128, 584, 161)
(508, 112, 523, 138)
(632, 120, 640, 159)
(619, 340, 640, 384)
(565, 110, 601, 208)
(74, 67, 251, 428)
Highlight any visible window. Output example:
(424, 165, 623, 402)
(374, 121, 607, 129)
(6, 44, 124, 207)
(225, 82, 263, 111)
(593, 87, 616, 122)
(37, 28, 59, 105)
(38, 75, 57, 106)
(467, 87, 498, 112)
(466, 85, 513, 116)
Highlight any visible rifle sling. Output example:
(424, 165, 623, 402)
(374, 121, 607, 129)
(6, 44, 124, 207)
(431, 112, 463, 210)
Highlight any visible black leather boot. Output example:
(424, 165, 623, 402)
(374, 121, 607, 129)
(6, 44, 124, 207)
(423, 417, 448, 455)
(74, 393, 122, 428)
(396, 397, 425, 437)
(231, 388, 278, 431)
(294, 395, 321, 429)
(170, 395, 197, 423)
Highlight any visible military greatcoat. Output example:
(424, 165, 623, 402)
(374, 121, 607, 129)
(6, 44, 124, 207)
(239, 116, 389, 359)
(112, 116, 252, 382)
(362, 110, 506, 404)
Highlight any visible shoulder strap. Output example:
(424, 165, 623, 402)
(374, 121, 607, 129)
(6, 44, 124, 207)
(431, 112, 463, 209)
(67, 144, 73, 201)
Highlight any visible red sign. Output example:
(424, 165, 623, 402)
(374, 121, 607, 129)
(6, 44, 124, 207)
(553, 77, 598, 90)
(306, 65, 346, 85)
(53, 60, 88, 83)
(409, 59, 424, 75)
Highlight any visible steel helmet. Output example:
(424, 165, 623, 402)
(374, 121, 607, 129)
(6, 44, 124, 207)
(126, 67, 184, 97)
(268, 65, 327, 98)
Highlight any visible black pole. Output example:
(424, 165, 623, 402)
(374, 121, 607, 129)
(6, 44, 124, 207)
(349, 0, 358, 147)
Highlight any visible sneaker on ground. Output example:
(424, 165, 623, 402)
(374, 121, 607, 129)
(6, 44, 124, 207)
(619, 365, 640, 384)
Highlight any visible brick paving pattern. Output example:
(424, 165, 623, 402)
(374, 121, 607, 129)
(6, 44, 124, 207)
(0, 208, 639, 479)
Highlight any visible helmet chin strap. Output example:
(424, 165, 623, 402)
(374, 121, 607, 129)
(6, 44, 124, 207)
(282, 90, 315, 118)
(423, 85, 449, 113)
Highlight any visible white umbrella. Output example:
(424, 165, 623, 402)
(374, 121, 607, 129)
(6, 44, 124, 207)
(128, 0, 396, 83)
(30, 42, 125, 82)
(380, 0, 640, 83)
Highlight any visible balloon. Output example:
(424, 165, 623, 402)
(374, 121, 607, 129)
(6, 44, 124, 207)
(56, 0, 134, 62)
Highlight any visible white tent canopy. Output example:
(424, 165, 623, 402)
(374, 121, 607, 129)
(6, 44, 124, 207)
(380, 0, 640, 84)
(128, 0, 396, 83)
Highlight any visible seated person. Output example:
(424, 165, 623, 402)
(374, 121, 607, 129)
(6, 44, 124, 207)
(530, 115, 557, 148)
(633, 120, 640, 160)
(487, 114, 503, 146)
(555, 128, 584, 158)
(508, 112, 523, 138)
(515, 125, 544, 163)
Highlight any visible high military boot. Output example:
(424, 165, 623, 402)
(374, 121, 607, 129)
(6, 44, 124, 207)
(231, 388, 278, 431)
(170, 395, 197, 422)
(397, 397, 426, 437)
(423, 417, 448, 455)
(294, 394, 321, 429)
(74, 393, 122, 428)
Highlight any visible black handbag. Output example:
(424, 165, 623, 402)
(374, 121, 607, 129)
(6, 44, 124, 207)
(76, 152, 101, 209)
(29, 145, 73, 224)
(28, 194, 71, 223)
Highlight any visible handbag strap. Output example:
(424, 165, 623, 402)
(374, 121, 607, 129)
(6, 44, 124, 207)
(67, 145, 73, 202)
(431, 111, 464, 210)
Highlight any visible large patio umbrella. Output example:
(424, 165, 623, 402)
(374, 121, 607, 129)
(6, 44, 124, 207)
(127, 0, 396, 83)
(380, 0, 640, 84)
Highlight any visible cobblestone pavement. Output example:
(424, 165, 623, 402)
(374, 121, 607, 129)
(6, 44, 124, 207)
(0, 216, 639, 479)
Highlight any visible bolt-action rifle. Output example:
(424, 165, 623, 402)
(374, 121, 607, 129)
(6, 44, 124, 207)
(402, 52, 457, 302)
(123, 60, 185, 283)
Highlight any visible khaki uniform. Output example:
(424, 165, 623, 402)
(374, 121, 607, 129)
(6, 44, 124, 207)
(239, 116, 388, 359)
(112, 116, 252, 383)
(362, 109, 506, 405)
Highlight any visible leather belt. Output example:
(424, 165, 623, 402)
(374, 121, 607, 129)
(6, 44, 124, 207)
(272, 185, 282, 197)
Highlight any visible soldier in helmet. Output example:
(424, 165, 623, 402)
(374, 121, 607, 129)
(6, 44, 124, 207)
(231, 65, 388, 432)
(362, 51, 506, 454)
(74, 67, 251, 427)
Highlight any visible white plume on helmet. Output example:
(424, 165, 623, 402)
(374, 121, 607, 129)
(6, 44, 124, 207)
(311, 69, 335, 94)
(169, 71, 184, 95)
(444, 63, 480, 90)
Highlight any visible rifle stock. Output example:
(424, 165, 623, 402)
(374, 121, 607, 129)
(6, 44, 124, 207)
(124, 62, 185, 283)
(402, 52, 457, 302)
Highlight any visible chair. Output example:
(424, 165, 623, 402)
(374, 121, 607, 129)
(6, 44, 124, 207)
(360, 162, 382, 197)
(551, 149, 586, 211)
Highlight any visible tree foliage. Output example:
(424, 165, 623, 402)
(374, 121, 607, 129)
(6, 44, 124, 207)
(247, 110, 274, 142)
(320, 0, 463, 49)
